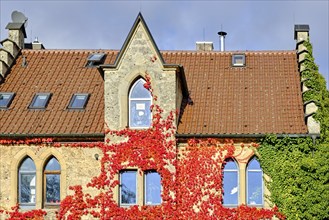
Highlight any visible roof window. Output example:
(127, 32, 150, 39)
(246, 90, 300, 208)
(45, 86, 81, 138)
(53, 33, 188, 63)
(86, 53, 106, 67)
(0, 92, 15, 109)
(29, 93, 51, 109)
(68, 93, 89, 109)
(232, 54, 246, 67)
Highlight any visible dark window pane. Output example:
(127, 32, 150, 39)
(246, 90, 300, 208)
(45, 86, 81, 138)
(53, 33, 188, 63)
(0, 93, 14, 108)
(45, 157, 61, 170)
(145, 172, 161, 205)
(20, 173, 36, 204)
(129, 100, 151, 127)
(120, 171, 137, 205)
(223, 160, 238, 206)
(30, 93, 51, 108)
(46, 174, 60, 203)
(69, 94, 89, 109)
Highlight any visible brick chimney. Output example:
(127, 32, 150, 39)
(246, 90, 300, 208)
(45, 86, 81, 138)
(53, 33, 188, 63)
(0, 11, 27, 79)
(295, 24, 320, 134)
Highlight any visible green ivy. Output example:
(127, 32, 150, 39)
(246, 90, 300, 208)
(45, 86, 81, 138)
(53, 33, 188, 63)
(258, 39, 329, 220)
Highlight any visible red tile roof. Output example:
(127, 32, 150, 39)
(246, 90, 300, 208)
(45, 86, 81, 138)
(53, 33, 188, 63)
(0, 49, 308, 138)
(0, 49, 117, 137)
(162, 50, 308, 134)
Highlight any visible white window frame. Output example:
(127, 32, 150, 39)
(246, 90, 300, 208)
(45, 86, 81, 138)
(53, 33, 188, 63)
(232, 54, 246, 67)
(246, 158, 264, 207)
(128, 78, 152, 129)
(223, 159, 239, 207)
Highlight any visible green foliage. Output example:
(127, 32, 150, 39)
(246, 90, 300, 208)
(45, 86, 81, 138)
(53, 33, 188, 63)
(258, 40, 329, 219)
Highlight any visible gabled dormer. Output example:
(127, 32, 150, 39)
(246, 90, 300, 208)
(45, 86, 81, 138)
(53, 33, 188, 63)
(100, 13, 188, 131)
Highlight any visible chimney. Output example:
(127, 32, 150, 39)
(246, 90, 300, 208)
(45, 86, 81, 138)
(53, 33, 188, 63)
(295, 24, 320, 134)
(0, 11, 27, 79)
(196, 42, 214, 51)
(32, 37, 45, 50)
(217, 31, 227, 51)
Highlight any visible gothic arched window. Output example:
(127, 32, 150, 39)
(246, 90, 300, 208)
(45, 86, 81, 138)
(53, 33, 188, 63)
(246, 158, 263, 206)
(19, 157, 36, 208)
(223, 158, 239, 206)
(44, 157, 61, 206)
(129, 78, 152, 128)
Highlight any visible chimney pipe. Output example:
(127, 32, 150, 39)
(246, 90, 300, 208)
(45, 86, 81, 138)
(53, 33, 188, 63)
(217, 31, 227, 51)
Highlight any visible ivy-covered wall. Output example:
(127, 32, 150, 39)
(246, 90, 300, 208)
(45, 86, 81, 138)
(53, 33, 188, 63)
(258, 40, 329, 220)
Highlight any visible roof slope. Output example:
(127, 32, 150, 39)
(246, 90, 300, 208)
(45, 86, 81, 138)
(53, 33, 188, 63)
(163, 50, 308, 134)
(0, 49, 308, 137)
(0, 49, 117, 137)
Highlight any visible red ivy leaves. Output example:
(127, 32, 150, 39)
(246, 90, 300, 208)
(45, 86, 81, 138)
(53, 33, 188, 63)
(0, 205, 46, 220)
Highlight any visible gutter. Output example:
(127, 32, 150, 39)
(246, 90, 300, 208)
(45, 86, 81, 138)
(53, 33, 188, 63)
(175, 133, 320, 139)
(0, 133, 105, 142)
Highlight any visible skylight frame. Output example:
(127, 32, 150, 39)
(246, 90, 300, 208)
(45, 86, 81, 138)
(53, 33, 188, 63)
(86, 53, 106, 67)
(232, 54, 246, 67)
(29, 93, 52, 109)
(0, 92, 15, 109)
(67, 93, 90, 110)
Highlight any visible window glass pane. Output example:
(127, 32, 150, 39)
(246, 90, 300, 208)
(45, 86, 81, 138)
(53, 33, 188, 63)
(33, 95, 48, 107)
(130, 100, 151, 127)
(248, 159, 261, 170)
(223, 160, 238, 206)
(20, 158, 36, 171)
(130, 79, 151, 98)
(120, 171, 137, 205)
(247, 172, 263, 205)
(69, 94, 88, 108)
(0, 94, 11, 107)
(45, 157, 61, 170)
(46, 174, 60, 203)
(145, 172, 161, 205)
(20, 174, 36, 204)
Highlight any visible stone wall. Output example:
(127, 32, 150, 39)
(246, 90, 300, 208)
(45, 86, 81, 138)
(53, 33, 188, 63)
(103, 21, 180, 131)
(0, 144, 102, 214)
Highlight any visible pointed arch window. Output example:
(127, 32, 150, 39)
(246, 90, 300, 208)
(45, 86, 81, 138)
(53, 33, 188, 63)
(247, 158, 263, 206)
(223, 159, 239, 206)
(19, 157, 36, 209)
(129, 78, 152, 128)
(44, 157, 61, 206)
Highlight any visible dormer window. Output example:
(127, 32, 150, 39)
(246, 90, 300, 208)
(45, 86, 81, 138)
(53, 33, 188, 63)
(29, 93, 51, 109)
(68, 93, 89, 109)
(129, 78, 152, 128)
(86, 53, 106, 67)
(0, 92, 15, 109)
(232, 54, 246, 67)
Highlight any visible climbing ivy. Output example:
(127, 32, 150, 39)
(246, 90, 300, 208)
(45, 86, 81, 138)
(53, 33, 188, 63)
(258, 39, 329, 220)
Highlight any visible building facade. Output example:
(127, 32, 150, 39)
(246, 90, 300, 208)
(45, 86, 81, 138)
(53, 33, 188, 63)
(0, 12, 320, 219)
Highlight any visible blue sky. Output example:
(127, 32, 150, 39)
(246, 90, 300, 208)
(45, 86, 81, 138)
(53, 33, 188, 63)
(1, 1, 328, 87)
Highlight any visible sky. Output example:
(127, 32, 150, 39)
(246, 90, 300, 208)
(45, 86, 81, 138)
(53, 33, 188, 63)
(1, 0, 328, 87)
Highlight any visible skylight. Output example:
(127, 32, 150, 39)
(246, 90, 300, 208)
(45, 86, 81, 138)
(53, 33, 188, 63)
(29, 93, 51, 109)
(0, 92, 15, 109)
(68, 93, 89, 109)
(86, 53, 106, 67)
(232, 54, 246, 67)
